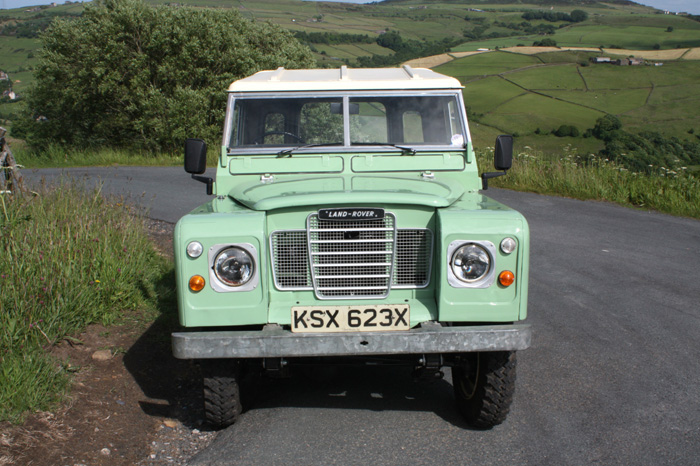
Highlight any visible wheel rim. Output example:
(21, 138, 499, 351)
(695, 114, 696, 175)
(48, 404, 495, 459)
(457, 354, 480, 400)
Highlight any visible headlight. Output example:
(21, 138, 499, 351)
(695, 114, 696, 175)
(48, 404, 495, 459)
(450, 243, 491, 283)
(214, 247, 254, 287)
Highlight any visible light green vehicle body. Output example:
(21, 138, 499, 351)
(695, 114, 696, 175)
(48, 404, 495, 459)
(174, 149, 529, 329)
(172, 66, 530, 361)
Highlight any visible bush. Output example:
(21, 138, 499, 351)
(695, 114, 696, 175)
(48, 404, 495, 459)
(554, 125, 580, 137)
(592, 115, 622, 141)
(477, 147, 700, 219)
(16, 0, 315, 153)
(533, 38, 557, 47)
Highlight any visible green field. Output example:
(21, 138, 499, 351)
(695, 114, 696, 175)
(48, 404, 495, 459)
(438, 51, 541, 80)
(435, 49, 700, 152)
(554, 24, 700, 49)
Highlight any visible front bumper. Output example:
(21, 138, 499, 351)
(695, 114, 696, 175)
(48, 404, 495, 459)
(172, 322, 531, 359)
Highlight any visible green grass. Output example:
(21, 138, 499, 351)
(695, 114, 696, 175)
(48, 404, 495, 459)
(14, 145, 183, 168)
(534, 50, 601, 64)
(438, 51, 541, 81)
(542, 88, 650, 114)
(503, 63, 586, 90)
(482, 92, 605, 134)
(0, 183, 172, 423)
(580, 60, 700, 89)
(480, 146, 700, 218)
(315, 43, 392, 60)
(554, 24, 700, 49)
(461, 76, 525, 111)
(437, 49, 700, 147)
(451, 37, 539, 53)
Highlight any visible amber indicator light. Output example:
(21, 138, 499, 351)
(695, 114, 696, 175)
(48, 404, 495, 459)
(499, 271, 515, 287)
(189, 275, 206, 292)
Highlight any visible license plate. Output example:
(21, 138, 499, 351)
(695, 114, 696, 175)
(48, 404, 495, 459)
(291, 304, 410, 333)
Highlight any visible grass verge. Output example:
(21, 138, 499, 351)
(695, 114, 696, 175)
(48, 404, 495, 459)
(12, 144, 182, 168)
(480, 145, 700, 219)
(0, 182, 172, 423)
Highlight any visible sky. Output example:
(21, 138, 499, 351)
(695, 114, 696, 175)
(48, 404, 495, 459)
(0, 0, 80, 8)
(635, 0, 700, 14)
(1, 0, 700, 15)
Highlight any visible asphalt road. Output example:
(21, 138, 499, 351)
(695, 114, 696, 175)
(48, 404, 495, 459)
(26, 167, 700, 466)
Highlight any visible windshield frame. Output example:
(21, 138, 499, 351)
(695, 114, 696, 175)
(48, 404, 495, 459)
(223, 90, 471, 155)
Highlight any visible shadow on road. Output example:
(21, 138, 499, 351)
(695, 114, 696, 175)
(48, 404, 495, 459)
(122, 269, 207, 429)
(123, 270, 469, 431)
(241, 363, 468, 428)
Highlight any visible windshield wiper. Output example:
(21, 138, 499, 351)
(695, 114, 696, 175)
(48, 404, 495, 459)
(277, 143, 343, 158)
(351, 142, 417, 155)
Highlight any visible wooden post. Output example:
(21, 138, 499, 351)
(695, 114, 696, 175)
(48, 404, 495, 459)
(0, 126, 23, 194)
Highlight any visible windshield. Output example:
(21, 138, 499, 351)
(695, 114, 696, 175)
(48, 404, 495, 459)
(227, 93, 466, 151)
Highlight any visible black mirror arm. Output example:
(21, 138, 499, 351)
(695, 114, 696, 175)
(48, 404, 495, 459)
(481, 170, 507, 190)
(191, 174, 214, 195)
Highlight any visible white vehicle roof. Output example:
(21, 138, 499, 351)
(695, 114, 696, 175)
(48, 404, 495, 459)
(228, 65, 463, 92)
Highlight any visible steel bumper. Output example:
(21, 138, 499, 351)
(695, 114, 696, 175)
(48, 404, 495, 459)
(172, 322, 531, 359)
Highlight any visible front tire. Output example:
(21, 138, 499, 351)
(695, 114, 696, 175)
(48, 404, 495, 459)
(201, 360, 243, 429)
(452, 351, 517, 429)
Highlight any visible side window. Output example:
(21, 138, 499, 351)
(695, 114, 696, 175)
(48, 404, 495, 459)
(350, 101, 387, 143)
(230, 103, 241, 147)
(403, 111, 424, 143)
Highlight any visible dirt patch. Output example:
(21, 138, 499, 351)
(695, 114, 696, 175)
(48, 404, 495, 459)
(682, 47, 700, 60)
(403, 51, 486, 68)
(0, 220, 211, 466)
(502, 46, 562, 55)
(0, 318, 205, 466)
(602, 47, 689, 60)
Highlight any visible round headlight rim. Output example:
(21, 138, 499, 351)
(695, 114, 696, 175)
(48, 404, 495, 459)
(450, 242, 492, 284)
(213, 246, 255, 288)
(446, 240, 498, 289)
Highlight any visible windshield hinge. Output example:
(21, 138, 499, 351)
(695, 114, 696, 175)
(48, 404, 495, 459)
(261, 174, 274, 183)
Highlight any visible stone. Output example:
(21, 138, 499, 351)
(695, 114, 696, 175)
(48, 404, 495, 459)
(92, 350, 112, 361)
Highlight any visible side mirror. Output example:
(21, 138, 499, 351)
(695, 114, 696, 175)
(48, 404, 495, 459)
(494, 134, 513, 171)
(185, 138, 207, 175)
(184, 138, 213, 195)
(481, 135, 513, 190)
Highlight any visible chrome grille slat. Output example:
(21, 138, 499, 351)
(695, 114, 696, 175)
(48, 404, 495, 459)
(307, 212, 395, 299)
(314, 263, 392, 267)
(269, 218, 433, 296)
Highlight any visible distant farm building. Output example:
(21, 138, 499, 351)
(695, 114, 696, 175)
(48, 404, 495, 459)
(591, 57, 643, 66)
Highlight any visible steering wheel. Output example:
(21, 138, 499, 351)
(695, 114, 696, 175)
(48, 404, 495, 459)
(254, 131, 304, 144)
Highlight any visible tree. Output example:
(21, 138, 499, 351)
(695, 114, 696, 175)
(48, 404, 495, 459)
(570, 10, 588, 23)
(554, 125, 579, 137)
(592, 115, 622, 141)
(533, 38, 557, 47)
(16, 0, 315, 152)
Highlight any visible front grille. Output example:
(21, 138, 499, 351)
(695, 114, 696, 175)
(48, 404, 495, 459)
(308, 213, 396, 299)
(394, 229, 433, 288)
(270, 213, 433, 299)
(270, 230, 310, 289)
